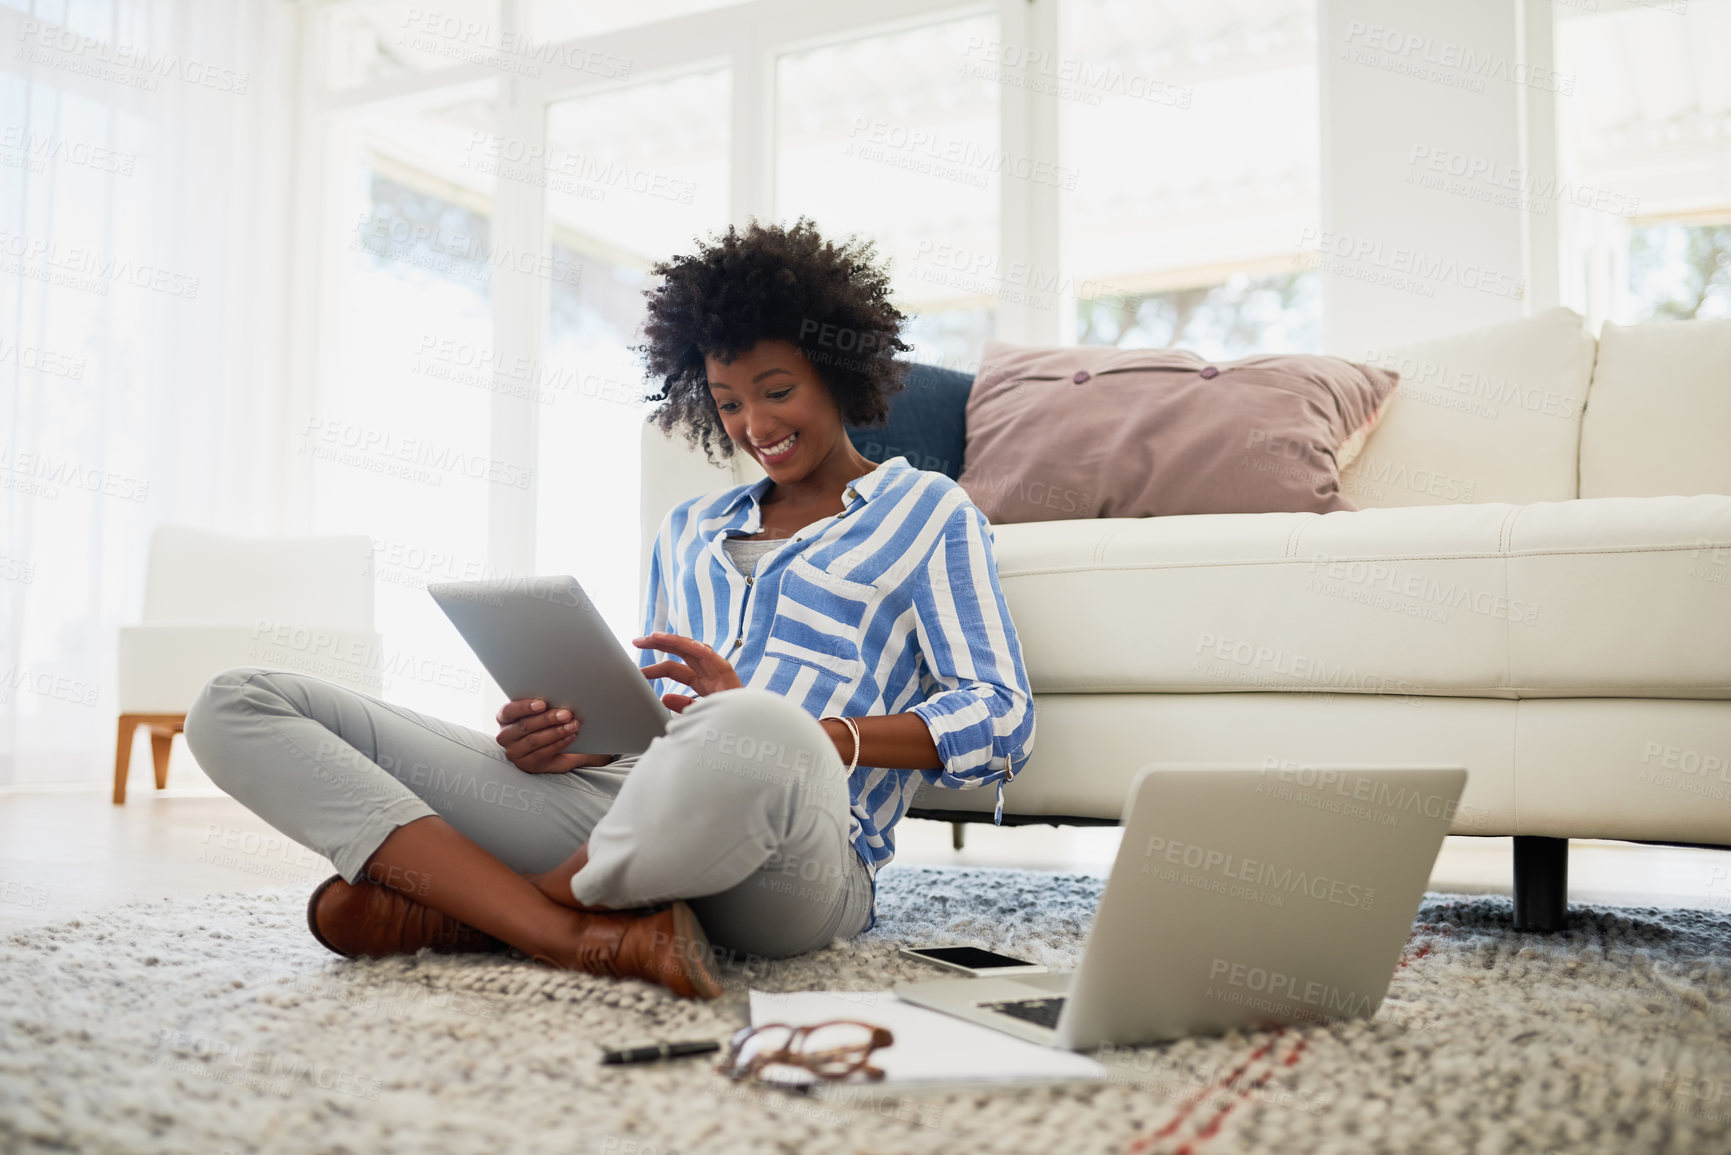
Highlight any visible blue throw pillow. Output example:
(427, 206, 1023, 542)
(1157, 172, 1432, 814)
(844, 361, 975, 481)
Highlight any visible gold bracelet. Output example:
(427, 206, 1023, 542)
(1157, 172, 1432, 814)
(820, 715, 861, 776)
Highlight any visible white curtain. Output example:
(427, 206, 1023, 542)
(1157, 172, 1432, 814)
(0, 0, 298, 783)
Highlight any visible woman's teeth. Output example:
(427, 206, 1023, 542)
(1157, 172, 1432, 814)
(758, 432, 798, 460)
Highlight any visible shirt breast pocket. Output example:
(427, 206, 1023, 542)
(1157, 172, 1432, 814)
(763, 555, 876, 681)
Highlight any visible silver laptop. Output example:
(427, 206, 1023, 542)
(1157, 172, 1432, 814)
(429, 575, 670, 755)
(896, 763, 1467, 1051)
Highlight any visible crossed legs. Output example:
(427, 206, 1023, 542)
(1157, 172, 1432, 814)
(183, 668, 873, 989)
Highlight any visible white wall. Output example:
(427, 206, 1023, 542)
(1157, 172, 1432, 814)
(1318, 0, 1560, 354)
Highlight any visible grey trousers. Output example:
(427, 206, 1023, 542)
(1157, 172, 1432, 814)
(183, 668, 875, 959)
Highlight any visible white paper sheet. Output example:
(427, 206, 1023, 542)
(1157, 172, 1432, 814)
(746, 989, 1105, 1089)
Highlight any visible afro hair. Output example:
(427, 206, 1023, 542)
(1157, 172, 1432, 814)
(637, 216, 911, 465)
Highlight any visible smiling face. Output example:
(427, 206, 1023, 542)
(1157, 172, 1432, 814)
(704, 339, 854, 483)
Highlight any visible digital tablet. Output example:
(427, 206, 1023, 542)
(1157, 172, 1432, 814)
(429, 576, 670, 755)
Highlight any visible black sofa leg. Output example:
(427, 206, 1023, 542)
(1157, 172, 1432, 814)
(952, 823, 966, 851)
(1512, 836, 1569, 932)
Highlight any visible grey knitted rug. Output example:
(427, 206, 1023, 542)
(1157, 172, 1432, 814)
(2, 866, 1728, 1155)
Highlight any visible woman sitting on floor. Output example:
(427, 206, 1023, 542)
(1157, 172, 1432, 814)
(184, 216, 1036, 998)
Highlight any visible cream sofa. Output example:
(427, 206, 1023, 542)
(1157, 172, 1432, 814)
(638, 308, 1731, 929)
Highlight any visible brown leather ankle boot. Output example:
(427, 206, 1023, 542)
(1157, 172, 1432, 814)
(307, 874, 507, 959)
(533, 900, 724, 1000)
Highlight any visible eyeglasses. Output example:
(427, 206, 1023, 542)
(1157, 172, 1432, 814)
(718, 1020, 894, 1085)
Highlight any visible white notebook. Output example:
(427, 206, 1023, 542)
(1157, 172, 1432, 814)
(746, 989, 1105, 1091)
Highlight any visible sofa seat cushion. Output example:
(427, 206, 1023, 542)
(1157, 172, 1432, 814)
(993, 495, 1731, 699)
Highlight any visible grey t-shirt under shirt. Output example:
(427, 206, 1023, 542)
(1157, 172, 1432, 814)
(606, 534, 789, 771)
(720, 533, 788, 578)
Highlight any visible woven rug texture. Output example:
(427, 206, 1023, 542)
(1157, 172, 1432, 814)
(2, 866, 1729, 1155)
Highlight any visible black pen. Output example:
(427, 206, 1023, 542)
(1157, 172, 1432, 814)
(600, 1040, 722, 1065)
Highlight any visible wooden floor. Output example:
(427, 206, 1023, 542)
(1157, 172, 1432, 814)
(3, 757, 1728, 934)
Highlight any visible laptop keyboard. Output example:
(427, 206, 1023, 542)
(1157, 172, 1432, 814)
(982, 996, 1066, 1030)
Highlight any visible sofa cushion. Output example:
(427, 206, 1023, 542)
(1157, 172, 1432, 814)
(1339, 307, 1596, 508)
(991, 495, 1731, 698)
(956, 341, 1396, 523)
(1580, 316, 1731, 500)
(908, 693, 1731, 846)
(844, 360, 974, 480)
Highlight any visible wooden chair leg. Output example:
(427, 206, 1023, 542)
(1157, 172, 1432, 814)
(952, 822, 966, 851)
(113, 715, 141, 805)
(114, 713, 186, 803)
(149, 725, 178, 790)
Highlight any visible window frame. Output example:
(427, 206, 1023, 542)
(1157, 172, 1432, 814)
(289, 0, 1058, 574)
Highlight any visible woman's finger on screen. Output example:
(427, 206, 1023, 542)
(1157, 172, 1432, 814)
(638, 659, 696, 688)
(632, 632, 707, 662)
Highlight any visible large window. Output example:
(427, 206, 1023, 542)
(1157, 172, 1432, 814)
(1059, 0, 1321, 359)
(534, 67, 731, 641)
(776, 14, 1002, 368)
(1626, 223, 1731, 322)
(1554, 1, 1731, 327)
(291, 0, 1334, 730)
(310, 89, 505, 722)
(527, 0, 755, 43)
(326, 0, 502, 90)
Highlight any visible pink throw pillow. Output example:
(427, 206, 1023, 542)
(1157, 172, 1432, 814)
(957, 341, 1397, 523)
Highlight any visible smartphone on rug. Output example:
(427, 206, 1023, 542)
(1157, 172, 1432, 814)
(898, 945, 1048, 976)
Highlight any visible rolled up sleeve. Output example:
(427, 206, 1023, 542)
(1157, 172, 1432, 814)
(907, 500, 1036, 804)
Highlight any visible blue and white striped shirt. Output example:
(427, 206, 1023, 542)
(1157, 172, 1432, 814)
(639, 454, 1036, 916)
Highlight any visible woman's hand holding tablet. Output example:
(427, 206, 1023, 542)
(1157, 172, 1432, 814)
(429, 576, 671, 757)
(495, 698, 621, 773)
(495, 628, 748, 772)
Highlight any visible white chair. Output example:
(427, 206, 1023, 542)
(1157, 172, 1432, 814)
(113, 525, 381, 803)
